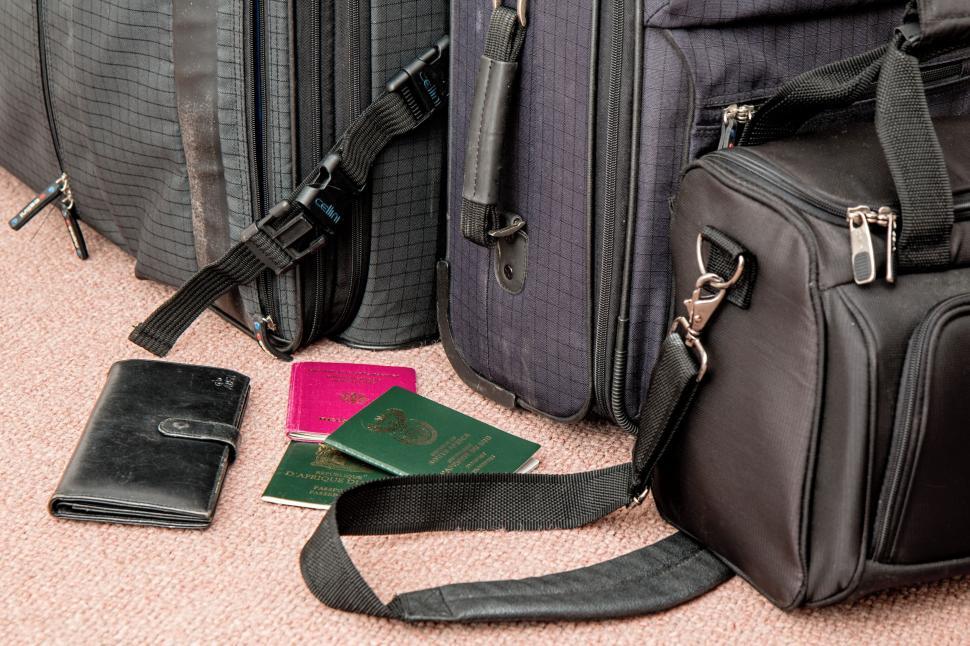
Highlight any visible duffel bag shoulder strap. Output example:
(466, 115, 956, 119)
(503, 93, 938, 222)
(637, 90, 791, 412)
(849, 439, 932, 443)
(129, 37, 450, 357)
(300, 334, 731, 622)
(299, 232, 755, 622)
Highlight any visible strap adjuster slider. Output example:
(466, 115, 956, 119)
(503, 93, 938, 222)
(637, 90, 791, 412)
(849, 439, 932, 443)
(241, 153, 353, 274)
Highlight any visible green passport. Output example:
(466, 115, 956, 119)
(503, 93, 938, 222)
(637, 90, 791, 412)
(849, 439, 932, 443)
(324, 387, 541, 475)
(261, 441, 386, 510)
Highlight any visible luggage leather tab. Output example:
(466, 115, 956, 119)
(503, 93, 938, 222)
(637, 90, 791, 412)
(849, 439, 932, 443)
(158, 418, 240, 461)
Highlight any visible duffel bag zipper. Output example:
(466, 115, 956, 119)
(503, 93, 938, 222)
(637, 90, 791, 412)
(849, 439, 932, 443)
(718, 104, 757, 150)
(593, 0, 627, 424)
(707, 150, 970, 285)
(8, 1, 88, 260)
(716, 57, 969, 152)
(871, 294, 970, 561)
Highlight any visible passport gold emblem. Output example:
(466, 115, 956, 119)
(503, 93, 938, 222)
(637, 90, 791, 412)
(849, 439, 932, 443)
(367, 408, 437, 446)
(311, 444, 372, 472)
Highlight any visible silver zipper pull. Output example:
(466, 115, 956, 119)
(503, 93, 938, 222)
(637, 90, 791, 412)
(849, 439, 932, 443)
(847, 206, 877, 285)
(8, 172, 68, 230)
(718, 104, 756, 150)
(879, 207, 897, 284)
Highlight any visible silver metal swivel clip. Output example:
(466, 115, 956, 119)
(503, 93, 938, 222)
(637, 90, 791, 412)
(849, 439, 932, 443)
(670, 234, 745, 381)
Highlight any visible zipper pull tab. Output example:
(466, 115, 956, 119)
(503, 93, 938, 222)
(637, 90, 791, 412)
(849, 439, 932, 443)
(253, 316, 293, 361)
(59, 200, 88, 260)
(879, 207, 897, 284)
(718, 104, 756, 150)
(847, 206, 877, 285)
(8, 173, 66, 230)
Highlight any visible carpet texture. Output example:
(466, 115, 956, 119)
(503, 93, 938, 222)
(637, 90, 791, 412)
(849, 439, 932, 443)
(2, 167, 967, 644)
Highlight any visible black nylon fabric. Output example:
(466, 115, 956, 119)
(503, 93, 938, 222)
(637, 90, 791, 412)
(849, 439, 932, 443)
(299, 331, 733, 622)
(484, 6, 526, 62)
(458, 5, 525, 247)
(460, 199, 498, 247)
(630, 334, 701, 498)
(337, 92, 419, 189)
(741, 20, 964, 269)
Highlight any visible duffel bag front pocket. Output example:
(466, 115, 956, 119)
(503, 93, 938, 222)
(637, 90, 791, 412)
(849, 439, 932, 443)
(872, 293, 970, 565)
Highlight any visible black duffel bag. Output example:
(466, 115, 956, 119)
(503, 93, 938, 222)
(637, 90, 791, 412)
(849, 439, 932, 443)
(296, 1, 970, 622)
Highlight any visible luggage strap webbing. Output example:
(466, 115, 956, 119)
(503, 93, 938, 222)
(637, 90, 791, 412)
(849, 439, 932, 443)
(299, 332, 733, 622)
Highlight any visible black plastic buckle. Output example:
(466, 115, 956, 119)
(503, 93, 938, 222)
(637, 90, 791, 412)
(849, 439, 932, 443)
(241, 153, 355, 274)
(386, 35, 450, 123)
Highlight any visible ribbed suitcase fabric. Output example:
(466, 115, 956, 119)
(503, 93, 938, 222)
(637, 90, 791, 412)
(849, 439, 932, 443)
(438, 0, 970, 426)
(0, 0, 448, 353)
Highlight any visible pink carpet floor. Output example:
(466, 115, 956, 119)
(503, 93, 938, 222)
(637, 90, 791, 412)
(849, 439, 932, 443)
(2, 168, 968, 644)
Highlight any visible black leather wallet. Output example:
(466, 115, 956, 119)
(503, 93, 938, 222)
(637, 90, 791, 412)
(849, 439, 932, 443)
(49, 359, 250, 529)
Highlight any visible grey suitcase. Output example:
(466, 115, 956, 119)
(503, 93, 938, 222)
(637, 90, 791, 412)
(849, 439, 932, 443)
(0, 0, 449, 357)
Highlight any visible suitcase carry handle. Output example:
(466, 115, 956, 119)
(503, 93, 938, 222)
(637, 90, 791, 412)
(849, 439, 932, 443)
(741, 0, 970, 271)
(457, 3, 527, 248)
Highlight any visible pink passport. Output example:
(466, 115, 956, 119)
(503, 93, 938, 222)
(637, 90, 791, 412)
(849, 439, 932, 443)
(285, 362, 417, 441)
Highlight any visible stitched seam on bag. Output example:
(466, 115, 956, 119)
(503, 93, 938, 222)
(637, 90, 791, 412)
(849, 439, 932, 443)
(644, 1, 673, 26)
(440, 546, 708, 605)
(471, 58, 495, 202)
(693, 160, 821, 607)
(888, 304, 970, 559)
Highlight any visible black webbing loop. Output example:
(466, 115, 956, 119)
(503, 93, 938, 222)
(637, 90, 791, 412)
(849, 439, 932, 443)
(299, 329, 732, 622)
(703, 226, 758, 310)
(459, 5, 527, 246)
(129, 37, 449, 357)
(739, 46, 886, 146)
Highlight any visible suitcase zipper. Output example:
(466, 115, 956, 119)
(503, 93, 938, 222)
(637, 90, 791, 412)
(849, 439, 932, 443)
(304, 0, 368, 343)
(10, 2, 89, 259)
(300, 0, 328, 343)
(707, 150, 969, 284)
(714, 57, 969, 152)
(331, 0, 368, 336)
(846, 206, 896, 285)
(718, 104, 757, 150)
(247, 0, 292, 354)
(593, 0, 627, 422)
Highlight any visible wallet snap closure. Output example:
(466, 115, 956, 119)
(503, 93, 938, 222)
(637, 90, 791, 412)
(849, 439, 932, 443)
(158, 418, 240, 462)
